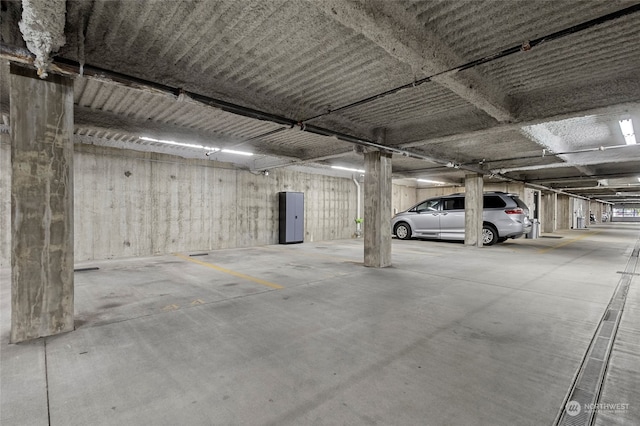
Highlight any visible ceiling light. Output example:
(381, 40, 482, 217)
(619, 119, 636, 145)
(139, 136, 214, 150)
(417, 179, 446, 185)
(221, 149, 253, 156)
(331, 166, 365, 173)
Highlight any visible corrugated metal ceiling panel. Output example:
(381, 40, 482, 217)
(338, 83, 471, 128)
(408, 0, 631, 63)
(74, 78, 283, 140)
(475, 14, 640, 97)
(70, 0, 416, 120)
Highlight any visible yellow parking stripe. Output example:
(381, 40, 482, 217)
(174, 253, 284, 290)
(537, 230, 603, 254)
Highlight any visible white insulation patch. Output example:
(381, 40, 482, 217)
(19, 0, 66, 78)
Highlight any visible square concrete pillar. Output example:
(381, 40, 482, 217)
(464, 174, 483, 247)
(10, 64, 74, 343)
(364, 150, 392, 268)
(542, 192, 558, 233)
(557, 195, 571, 230)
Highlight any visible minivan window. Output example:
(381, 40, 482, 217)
(484, 196, 506, 208)
(413, 199, 440, 213)
(443, 197, 465, 210)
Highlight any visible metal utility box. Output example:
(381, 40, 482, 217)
(279, 192, 304, 244)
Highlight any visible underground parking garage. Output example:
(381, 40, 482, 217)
(1, 1, 640, 425)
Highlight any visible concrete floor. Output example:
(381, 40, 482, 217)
(1, 223, 639, 426)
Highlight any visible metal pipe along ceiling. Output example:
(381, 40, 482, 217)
(488, 144, 640, 174)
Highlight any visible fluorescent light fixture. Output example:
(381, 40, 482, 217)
(220, 149, 253, 156)
(331, 166, 365, 173)
(139, 136, 212, 150)
(417, 179, 446, 185)
(619, 119, 636, 145)
(139, 137, 253, 156)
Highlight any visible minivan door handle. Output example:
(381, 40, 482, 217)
(441, 212, 448, 216)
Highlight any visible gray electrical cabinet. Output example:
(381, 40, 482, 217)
(279, 192, 304, 244)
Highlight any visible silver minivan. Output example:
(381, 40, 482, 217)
(391, 192, 532, 245)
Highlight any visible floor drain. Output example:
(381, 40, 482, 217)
(554, 237, 638, 426)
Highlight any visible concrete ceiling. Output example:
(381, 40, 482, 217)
(1, 0, 640, 202)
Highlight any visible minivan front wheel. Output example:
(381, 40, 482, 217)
(394, 222, 412, 240)
(482, 224, 498, 246)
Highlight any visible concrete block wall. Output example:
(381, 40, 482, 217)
(1, 142, 360, 265)
(413, 183, 532, 206)
(484, 182, 526, 200)
(392, 183, 418, 215)
(415, 186, 462, 201)
(415, 182, 529, 207)
(4, 137, 616, 266)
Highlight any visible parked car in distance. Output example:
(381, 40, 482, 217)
(391, 192, 532, 245)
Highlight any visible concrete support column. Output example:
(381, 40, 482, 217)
(464, 174, 483, 247)
(364, 149, 392, 268)
(10, 64, 74, 343)
(542, 192, 558, 233)
(592, 201, 603, 223)
(556, 195, 571, 230)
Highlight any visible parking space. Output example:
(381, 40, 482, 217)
(1, 223, 638, 425)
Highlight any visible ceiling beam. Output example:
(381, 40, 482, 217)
(312, 0, 514, 123)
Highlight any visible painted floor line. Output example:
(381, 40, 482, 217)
(174, 253, 284, 290)
(538, 231, 603, 254)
